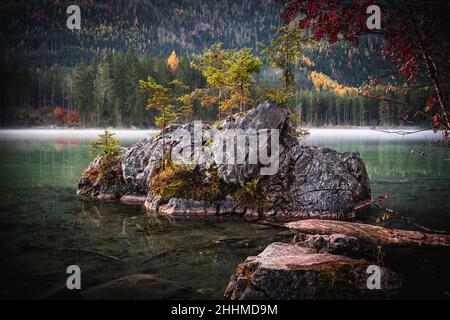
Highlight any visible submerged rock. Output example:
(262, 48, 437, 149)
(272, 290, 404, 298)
(224, 242, 402, 300)
(77, 101, 371, 219)
(80, 274, 193, 300)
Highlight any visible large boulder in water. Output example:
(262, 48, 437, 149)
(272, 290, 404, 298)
(77, 152, 126, 201)
(224, 242, 402, 300)
(77, 101, 371, 220)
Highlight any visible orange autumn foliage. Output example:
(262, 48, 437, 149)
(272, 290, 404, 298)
(167, 50, 179, 72)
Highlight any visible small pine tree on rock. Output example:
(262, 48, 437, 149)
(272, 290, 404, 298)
(89, 130, 121, 160)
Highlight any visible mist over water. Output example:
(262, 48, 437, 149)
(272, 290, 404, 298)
(0, 129, 158, 144)
(304, 128, 442, 145)
(0, 127, 441, 142)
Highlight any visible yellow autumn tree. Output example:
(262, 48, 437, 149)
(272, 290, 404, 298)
(167, 50, 179, 72)
(310, 71, 357, 96)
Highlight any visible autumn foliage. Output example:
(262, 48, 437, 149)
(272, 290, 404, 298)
(167, 50, 179, 72)
(310, 71, 356, 96)
(278, 0, 449, 145)
(53, 106, 79, 126)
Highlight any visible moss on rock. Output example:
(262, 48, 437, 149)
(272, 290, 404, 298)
(150, 160, 240, 202)
(84, 155, 125, 188)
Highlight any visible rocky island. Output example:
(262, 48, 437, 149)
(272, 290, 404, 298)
(78, 101, 371, 220)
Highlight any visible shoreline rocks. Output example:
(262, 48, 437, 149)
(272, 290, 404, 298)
(224, 220, 450, 300)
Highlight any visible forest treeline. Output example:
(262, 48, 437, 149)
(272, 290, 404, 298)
(0, 47, 426, 128)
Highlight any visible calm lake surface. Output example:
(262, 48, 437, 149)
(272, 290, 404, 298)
(0, 128, 449, 299)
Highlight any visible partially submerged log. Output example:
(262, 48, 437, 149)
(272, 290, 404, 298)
(284, 219, 450, 248)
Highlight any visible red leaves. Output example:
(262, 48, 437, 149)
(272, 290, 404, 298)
(278, 0, 449, 147)
(399, 63, 414, 80)
(421, 97, 448, 144)
(280, 0, 370, 46)
(298, 17, 310, 29)
(370, 76, 379, 86)
(400, 68, 412, 81)
(432, 112, 441, 133)
(278, 0, 443, 85)
(314, 29, 324, 40)
(424, 98, 439, 113)
(54, 106, 79, 126)
(329, 33, 338, 43)
(278, 0, 301, 23)
(328, 11, 339, 22)
(397, 55, 417, 81)
(308, 1, 318, 17)
(68, 111, 79, 124)
(433, 111, 450, 147)
(54, 106, 67, 123)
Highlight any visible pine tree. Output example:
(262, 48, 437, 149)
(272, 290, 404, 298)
(258, 26, 315, 106)
(89, 130, 121, 159)
(225, 48, 262, 111)
(191, 43, 261, 116)
(94, 56, 113, 126)
(73, 59, 95, 125)
(139, 76, 192, 128)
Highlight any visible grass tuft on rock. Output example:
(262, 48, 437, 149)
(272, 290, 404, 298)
(150, 159, 239, 202)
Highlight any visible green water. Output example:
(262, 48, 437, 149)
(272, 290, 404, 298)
(0, 129, 449, 299)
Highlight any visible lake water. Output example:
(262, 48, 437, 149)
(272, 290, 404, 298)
(0, 128, 449, 299)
